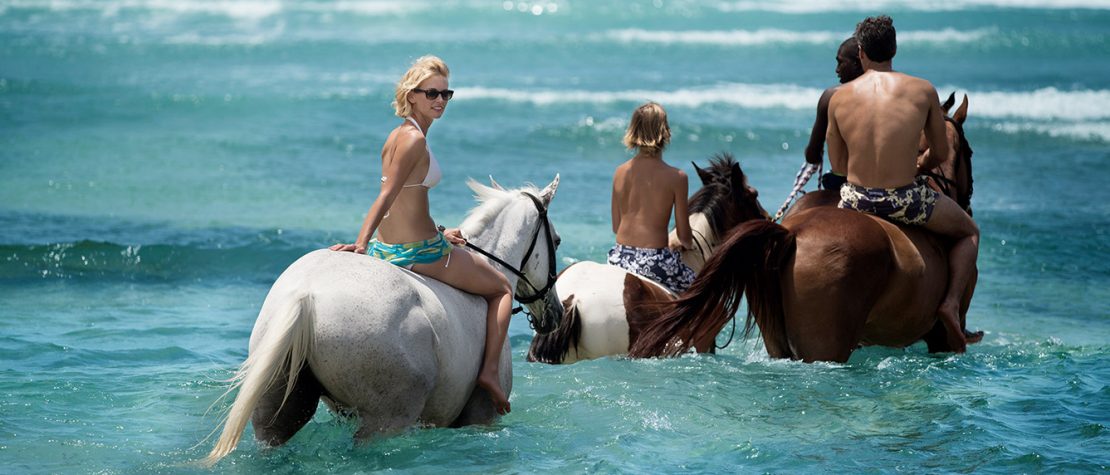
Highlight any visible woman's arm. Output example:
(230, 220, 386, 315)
(671, 170, 693, 250)
(610, 173, 622, 235)
(332, 132, 425, 253)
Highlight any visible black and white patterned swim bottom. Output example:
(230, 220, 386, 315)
(838, 176, 937, 226)
(607, 244, 696, 294)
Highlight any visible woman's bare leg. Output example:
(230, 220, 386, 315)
(413, 248, 513, 414)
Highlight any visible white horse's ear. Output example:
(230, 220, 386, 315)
(489, 175, 505, 191)
(540, 174, 560, 205)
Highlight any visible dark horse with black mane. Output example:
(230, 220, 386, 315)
(630, 94, 978, 362)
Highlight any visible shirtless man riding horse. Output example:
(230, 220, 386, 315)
(827, 15, 980, 352)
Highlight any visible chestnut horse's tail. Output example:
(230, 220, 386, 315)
(628, 220, 795, 358)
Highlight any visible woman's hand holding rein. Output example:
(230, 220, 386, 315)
(442, 227, 467, 245)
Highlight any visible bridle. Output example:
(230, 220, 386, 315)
(922, 116, 974, 215)
(462, 192, 559, 332)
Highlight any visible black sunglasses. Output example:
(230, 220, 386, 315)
(413, 88, 454, 101)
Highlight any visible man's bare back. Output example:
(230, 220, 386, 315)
(612, 153, 690, 249)
(827, 14, 979, 353)
(827, 70, 949, 189)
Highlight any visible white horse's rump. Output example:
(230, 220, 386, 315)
(204, 177, 561, 466)
(526, 219, 705, 365)
(547, 261, 674, 363)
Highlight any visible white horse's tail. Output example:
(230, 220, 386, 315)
(202, 291, 316, 467)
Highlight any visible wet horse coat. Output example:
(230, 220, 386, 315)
(527, 156, 767, 364)
(629, 98, 976, 362)
(204, 177, 562, 466)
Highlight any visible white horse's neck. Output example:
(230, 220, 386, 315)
(676, 211, 715, 274)
(458, 187, 543, 289)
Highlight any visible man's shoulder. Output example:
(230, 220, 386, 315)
(818, 85, 841, 108)
(895, 72, 937, 93)
(827, 83, 853, 109)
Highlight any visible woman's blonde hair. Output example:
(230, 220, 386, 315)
(392, 55, 450, 118)
(623, 101, 671, 153)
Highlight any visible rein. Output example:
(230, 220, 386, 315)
(772, 162, 820, 222)
(461, 192, 559, 332)
(925, 116, 973, 214)
(922, 170, 956, 197)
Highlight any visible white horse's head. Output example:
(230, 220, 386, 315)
(460, 175, 563, 333)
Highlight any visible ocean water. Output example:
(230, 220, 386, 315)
(2, 0, 1108, 473)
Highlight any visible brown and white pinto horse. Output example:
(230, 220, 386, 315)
(629, 95, 978, 362)
(527, 155, 768, 364)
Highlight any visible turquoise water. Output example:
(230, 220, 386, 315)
(2, 1, 1108, 473)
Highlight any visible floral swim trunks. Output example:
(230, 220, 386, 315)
(607, 244, 696, 294)
(838, 176, 938, 226)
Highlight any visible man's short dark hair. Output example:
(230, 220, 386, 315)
(855, 15, 896, 62)
(839, 36, 859, 52)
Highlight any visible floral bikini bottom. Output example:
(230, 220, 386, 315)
(369, 232, 453, 269)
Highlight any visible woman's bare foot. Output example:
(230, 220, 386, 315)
(938, 300, 967, 353)
(477, 371, 510, 415)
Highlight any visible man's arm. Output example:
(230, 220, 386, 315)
(826, 92, 848, 175)
(804, 87, 836, 165)
(918, 84, 950, 172)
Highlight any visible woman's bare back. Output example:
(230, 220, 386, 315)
(611, 154, 689, 249)
(376, 124, 437, 243)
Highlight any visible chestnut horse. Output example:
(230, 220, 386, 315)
(527, 155, 767, 364)
(630, 95, 976, 362)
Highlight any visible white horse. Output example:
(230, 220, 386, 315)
(204, 176, 562, 466)
(527, 156, 767, 364)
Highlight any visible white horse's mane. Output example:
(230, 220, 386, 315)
(459, 178, 540, 236)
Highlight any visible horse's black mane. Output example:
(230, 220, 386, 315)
(946, 116, 974, 211)
(688, 153, 745, 237)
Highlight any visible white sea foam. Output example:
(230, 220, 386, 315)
(461, 84, 1110, 120)
(991, 121, 1110, 141)
(602, 28, 995, 46)
(0, 0, 416, 18)
(1, 0, 283, 19)
(715, 0, 1110, 13)
(458, 84, 825, 109)
(460, 83, 1110, 141)
(962, 87, 1110, 121)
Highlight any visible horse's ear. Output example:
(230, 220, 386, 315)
(540, 174, 560, 205)
(489, 175, 505, 191)
(953, 94, 969, 125)
(941, 92, 956, 113)
(692, 162, 712, 184)
(729, 161, 744, 188)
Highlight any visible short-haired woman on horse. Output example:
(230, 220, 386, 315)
(330, 55, 513, 414)
(608, 101, 696, 294)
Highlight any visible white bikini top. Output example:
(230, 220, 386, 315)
(381, 116, 441, 190)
